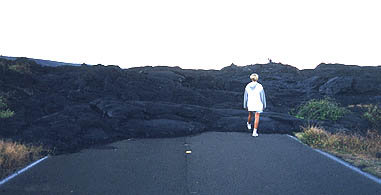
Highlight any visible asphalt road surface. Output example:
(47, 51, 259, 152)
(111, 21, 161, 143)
(1, 132, 380, 195)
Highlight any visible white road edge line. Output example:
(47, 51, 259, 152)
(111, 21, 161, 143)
(0, 156, 49, 186)
(286, 135, 381, 185)
(287, 134, 303, 144)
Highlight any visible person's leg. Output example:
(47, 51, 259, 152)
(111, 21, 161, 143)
(252, 112, 260, 136)
(247, 111, 253, 130)
(248, 111, 253, 124)
(254, 112, 260, 129)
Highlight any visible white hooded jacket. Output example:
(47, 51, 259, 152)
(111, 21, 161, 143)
(243, 81, 266, 112)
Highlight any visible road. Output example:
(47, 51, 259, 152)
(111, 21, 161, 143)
(1, 132, 380, 195)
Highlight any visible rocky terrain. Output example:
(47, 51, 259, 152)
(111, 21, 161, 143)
(0, 56, 82, 67)
(0, 58, 380, 153)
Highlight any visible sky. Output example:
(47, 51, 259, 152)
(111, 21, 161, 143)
(1, 0, 380, 70)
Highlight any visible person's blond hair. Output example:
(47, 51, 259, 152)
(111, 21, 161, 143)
(250, 73, 259, 81)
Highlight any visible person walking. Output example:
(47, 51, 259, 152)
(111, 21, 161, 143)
(243, 73, 266, 136)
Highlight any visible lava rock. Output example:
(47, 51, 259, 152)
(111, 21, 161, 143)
(213, 111, 303, 134)
(1, 58, 380, 153)
(319, 76, 354, 95)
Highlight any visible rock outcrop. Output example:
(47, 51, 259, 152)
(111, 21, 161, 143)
(1, 58, 380, 153)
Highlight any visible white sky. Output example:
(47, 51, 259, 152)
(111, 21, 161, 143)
(1, 0, 380, 70)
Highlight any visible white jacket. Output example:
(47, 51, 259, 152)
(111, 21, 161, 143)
(243, 81, 266, 112)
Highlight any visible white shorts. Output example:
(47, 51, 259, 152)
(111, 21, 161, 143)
(249, 110, 263, 113)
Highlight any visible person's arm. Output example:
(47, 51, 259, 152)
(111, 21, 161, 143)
(260, 89, 266, 110)
(243, 88, 248, 109)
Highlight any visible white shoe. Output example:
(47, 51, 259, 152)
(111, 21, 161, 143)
(252, 129, 258, 137)
(247, 122, 252, 130)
